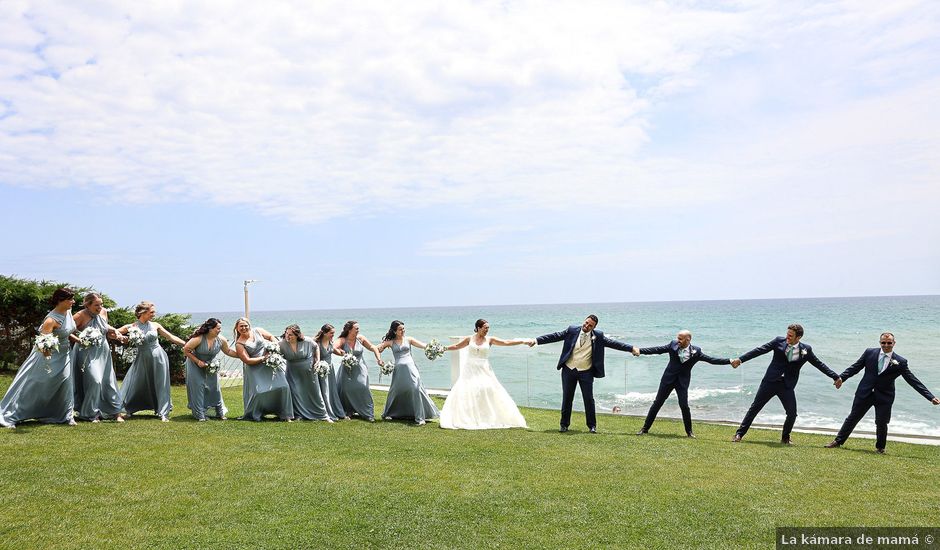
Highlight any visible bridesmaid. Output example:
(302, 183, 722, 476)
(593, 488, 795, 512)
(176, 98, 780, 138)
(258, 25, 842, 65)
(0, 288, 78, 428)
(280, 324, 331, 422)
(233, 317, 294, 421)
(334, 320, 382, 422)
(314, 323, 348, 421)
(375, 320, 439, 425)
(71, 292, 125, 422)
(182, 318, 238, 421)
(117, 301, 187, 421)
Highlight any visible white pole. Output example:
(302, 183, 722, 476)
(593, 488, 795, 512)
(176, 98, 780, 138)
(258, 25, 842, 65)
(243, 279, 258, 319)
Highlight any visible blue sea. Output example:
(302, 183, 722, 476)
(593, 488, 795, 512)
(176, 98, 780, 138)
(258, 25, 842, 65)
(191, 295, 940, 436)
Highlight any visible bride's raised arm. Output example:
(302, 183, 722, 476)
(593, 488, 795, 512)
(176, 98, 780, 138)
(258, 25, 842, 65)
(446, 337, 470, 351)
(407, 336, 427, 349)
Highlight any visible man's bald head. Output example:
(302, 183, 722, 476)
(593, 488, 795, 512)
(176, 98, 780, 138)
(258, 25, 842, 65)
(677, 330, 692, 348)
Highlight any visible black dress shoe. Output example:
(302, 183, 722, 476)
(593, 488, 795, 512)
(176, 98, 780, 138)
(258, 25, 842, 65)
(781, 438, 793, 446)
(876, 448, 886, 454)
(589, 427, 597, 434)
(636, 429, 648, 436)
(686, 433, 696, 439)
(559, 426, 568, 433)
(731, 434, 742, 443)
(824, 440, 841, 448)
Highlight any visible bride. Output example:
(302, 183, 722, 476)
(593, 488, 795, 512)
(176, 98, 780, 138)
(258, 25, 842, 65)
(441, 319, 529, 430)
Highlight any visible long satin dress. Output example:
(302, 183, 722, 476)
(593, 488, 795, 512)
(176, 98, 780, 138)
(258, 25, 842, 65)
(382, 340, 439, 423)
(185, 335, 228, 420)
(338, 338, 374, 421)
(282, 338, 329, 421)
(72, 313, 123, 420)
(0, 310, 76, 427)
(121, 321, 173, 418)
(240, 329, 294, 421)
(318, 341, 346, 420)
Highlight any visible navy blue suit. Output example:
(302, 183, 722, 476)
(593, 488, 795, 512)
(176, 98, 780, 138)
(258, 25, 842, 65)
(536, 326, 634, 430)
(834, 349, 935, 449)
(734, 336, 838, 440)
(638, 341, 730, 434)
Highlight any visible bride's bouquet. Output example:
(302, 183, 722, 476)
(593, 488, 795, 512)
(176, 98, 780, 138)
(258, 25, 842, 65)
(262, 341, 286, 372)
(78, 327, 103, 349)
(379, 360, 394, 376)
(206, 358, 222, 374)
(341, 353, 359, 371)
(424, 339, 446, 361)
(313, 360, 331, 378)
(125, 325, 145, 347)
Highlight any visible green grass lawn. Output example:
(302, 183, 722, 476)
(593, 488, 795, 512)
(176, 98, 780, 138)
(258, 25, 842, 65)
(0, 374, 937, 549)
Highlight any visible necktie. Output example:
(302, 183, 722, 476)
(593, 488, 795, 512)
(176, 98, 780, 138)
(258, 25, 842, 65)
(879, 354, 889, 374)
(680, 347, 689, 363)
(579, 332, 587, 348)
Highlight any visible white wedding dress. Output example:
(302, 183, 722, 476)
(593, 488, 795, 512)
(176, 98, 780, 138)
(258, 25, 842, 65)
(439, 337, 527, 430)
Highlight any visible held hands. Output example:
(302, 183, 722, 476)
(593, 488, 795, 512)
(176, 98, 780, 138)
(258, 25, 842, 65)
(631, 348, 640, 356)
(525, 339, 536, 348)
(834, 377, 843, 389)
(932, 397, 940, 405)
(730, 358, 742, 368)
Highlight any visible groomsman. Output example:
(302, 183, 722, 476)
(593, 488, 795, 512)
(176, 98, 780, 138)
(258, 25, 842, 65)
(731, 324, 841, 445)
(825, 333, 939, 454)
(635, 330, 732, 438)
(533, 315, 636, 433)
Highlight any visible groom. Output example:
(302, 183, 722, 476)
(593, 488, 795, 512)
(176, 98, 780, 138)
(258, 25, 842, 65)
(533, 315, 636, 433)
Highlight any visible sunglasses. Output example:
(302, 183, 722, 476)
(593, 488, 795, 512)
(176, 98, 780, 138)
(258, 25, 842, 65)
(880, 341, 894, 345)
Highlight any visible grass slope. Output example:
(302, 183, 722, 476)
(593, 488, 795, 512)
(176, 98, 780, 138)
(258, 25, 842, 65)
(0, 375, 937, 549)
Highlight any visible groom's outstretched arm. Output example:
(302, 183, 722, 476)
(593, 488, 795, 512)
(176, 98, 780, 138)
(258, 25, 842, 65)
(536, 329, 569, 346)
(602, 335, 636, 354)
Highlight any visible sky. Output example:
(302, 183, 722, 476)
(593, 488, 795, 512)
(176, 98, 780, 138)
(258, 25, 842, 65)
(1, 0, 939, 313)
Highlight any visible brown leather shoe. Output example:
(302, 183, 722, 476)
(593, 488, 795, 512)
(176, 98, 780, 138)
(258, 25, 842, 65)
(876, 448, 886, 454)
(824, 440, 841, 448)
(636, 429, 648, 435)
(731, 434, 742, 443)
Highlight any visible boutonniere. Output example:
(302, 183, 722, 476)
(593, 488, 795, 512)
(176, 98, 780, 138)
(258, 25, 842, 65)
(590, 334, 596, 342)
(690, 349, 698, 355)
(891, 359, 899, 366)
(800, 348, 807, 356)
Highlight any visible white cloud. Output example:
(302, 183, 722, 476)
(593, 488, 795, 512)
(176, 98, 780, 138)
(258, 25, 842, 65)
(0, 0, 937, 240)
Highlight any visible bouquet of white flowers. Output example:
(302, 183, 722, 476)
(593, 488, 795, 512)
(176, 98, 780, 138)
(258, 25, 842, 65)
(424, 339, 446, 361)
(206, 358, 222, 374)
(379, 360, 394, 376)
(313, 360, 331, 378)
(35, 333, 59, 373)
(262, 341, 286, 373)
(35, 333, 59, 355)
(341, 353, 359, 371)
(125, 325, 145, 347)
(78, 327, 103, 348)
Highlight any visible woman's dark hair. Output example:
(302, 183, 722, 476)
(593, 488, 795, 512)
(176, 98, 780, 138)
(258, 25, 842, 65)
(189, 318, 222, 340)
(339, 320, 358, 340)
(383, 320, 404, 342)
(50, 287, 75, 307)
(315, 323, 335, 342)
(281, 324, 303, 340)
(474, 319, 488, 333)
